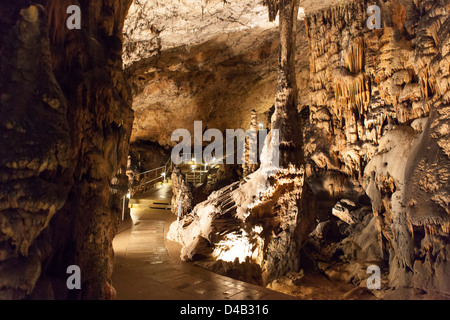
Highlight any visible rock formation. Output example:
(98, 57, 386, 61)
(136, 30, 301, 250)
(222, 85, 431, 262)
(167, 0, 449, 297)
(168, 0, 317, 285)
(0, 0, 449, 300)
(171, 167, 194, 218)
(242, 109, 260, 177)
(0, 0, 133, 299)
(303, 0, 450, 297)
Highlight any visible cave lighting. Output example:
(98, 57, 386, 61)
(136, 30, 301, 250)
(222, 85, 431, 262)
(213, 232, 252, 263)
(258, 123, 264, 129)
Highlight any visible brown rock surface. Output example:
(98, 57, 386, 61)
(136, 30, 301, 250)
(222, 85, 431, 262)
(0, 0, 133, 299)
(168, 0, 317, 286)
(303, 0, 450, 296)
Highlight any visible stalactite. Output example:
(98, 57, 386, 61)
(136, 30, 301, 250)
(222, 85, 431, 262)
(263, 0, 279, 22)
(344, 37, 365, 74)
(333, 70, 370, 119)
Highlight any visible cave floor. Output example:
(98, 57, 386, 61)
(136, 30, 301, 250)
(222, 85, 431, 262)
(111, 183, 292, 300)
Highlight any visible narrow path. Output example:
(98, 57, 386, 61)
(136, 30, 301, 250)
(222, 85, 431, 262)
(112, 183, 293, 300)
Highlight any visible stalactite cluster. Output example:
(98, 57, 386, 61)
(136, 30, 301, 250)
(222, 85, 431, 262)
(303, 0, 449, 296)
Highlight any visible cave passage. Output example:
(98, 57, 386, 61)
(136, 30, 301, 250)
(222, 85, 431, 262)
(0, 0, 449, 301)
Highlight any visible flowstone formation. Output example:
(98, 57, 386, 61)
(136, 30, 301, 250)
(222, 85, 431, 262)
(0, 0, 133, 299)
(168, 0, 316, 285)
(302, 0, 450, 297)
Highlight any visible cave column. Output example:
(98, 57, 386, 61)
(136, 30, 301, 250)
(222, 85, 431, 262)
(267, 0, 304, 168)
(258, 0, 316, 284)
(243, 109, 259, 176)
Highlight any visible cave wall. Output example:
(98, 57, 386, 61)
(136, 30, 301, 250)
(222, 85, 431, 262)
(0, 0, 133, 299)
(129, 140, 169, 173)
(167, 0, 318, 287)
(123, 0, 316, 146)
(127, 28, 282, 146)
(303, 0, 449, 295)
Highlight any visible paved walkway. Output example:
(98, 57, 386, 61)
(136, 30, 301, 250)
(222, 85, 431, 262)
(112, 182, 293, 300)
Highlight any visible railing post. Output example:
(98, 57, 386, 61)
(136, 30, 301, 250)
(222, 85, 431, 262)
(122, 195, 126, 221)
(131, 155, 175, 196)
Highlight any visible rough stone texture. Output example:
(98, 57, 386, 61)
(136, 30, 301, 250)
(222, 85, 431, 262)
(242, 109, 260, 177)
(168, 165, 316, 285)
(168, 0, 317, 286)
(165, 0, 449, 297)
(1, 0, 449, 300)
(0, 0, 133, 299)
(129, 140, 169, 172)
(303, 0, 450, 296)
(123, 0, 356, 146)
(127, 26, 282, 146)
(171, 167, 194, 218)
(122, 0, 279, 68)
(123, 0, 278, 146)
(331, 199, 359, 225)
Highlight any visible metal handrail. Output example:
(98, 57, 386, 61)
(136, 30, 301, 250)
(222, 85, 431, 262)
(136, 165, 166, 177)
(131, 156, 174, 196)
(138, 175, 164, 187)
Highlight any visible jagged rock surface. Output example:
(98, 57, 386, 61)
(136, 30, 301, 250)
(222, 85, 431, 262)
(0, 0, 133, 299)
(1, 0, 448, 300)
(123, 0, 354, 146)
(167, 0, 449, 297)
(171, 167, 194, 218)
(168, 0, 317, 286)
(303, 0, 450, 296)
(168, 165, 316, 285)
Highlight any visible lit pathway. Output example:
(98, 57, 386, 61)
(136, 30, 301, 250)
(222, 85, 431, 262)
(112, 182, 293, 300)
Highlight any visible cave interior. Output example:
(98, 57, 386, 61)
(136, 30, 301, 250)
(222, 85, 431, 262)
(0, 0, 449, 300)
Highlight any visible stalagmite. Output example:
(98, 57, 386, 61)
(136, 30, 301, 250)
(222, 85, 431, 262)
(243, 109, 259, 177)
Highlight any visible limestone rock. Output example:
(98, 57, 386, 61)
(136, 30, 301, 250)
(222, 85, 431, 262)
(332, 199, 359, 225)
(309, 221, 332, 239)
(302, 0, 450, 296)
(1, 0, 449, 301)
(171, 167, 194, 217)
(169, 1, 318, 287)
(0, 0, 133, 299)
